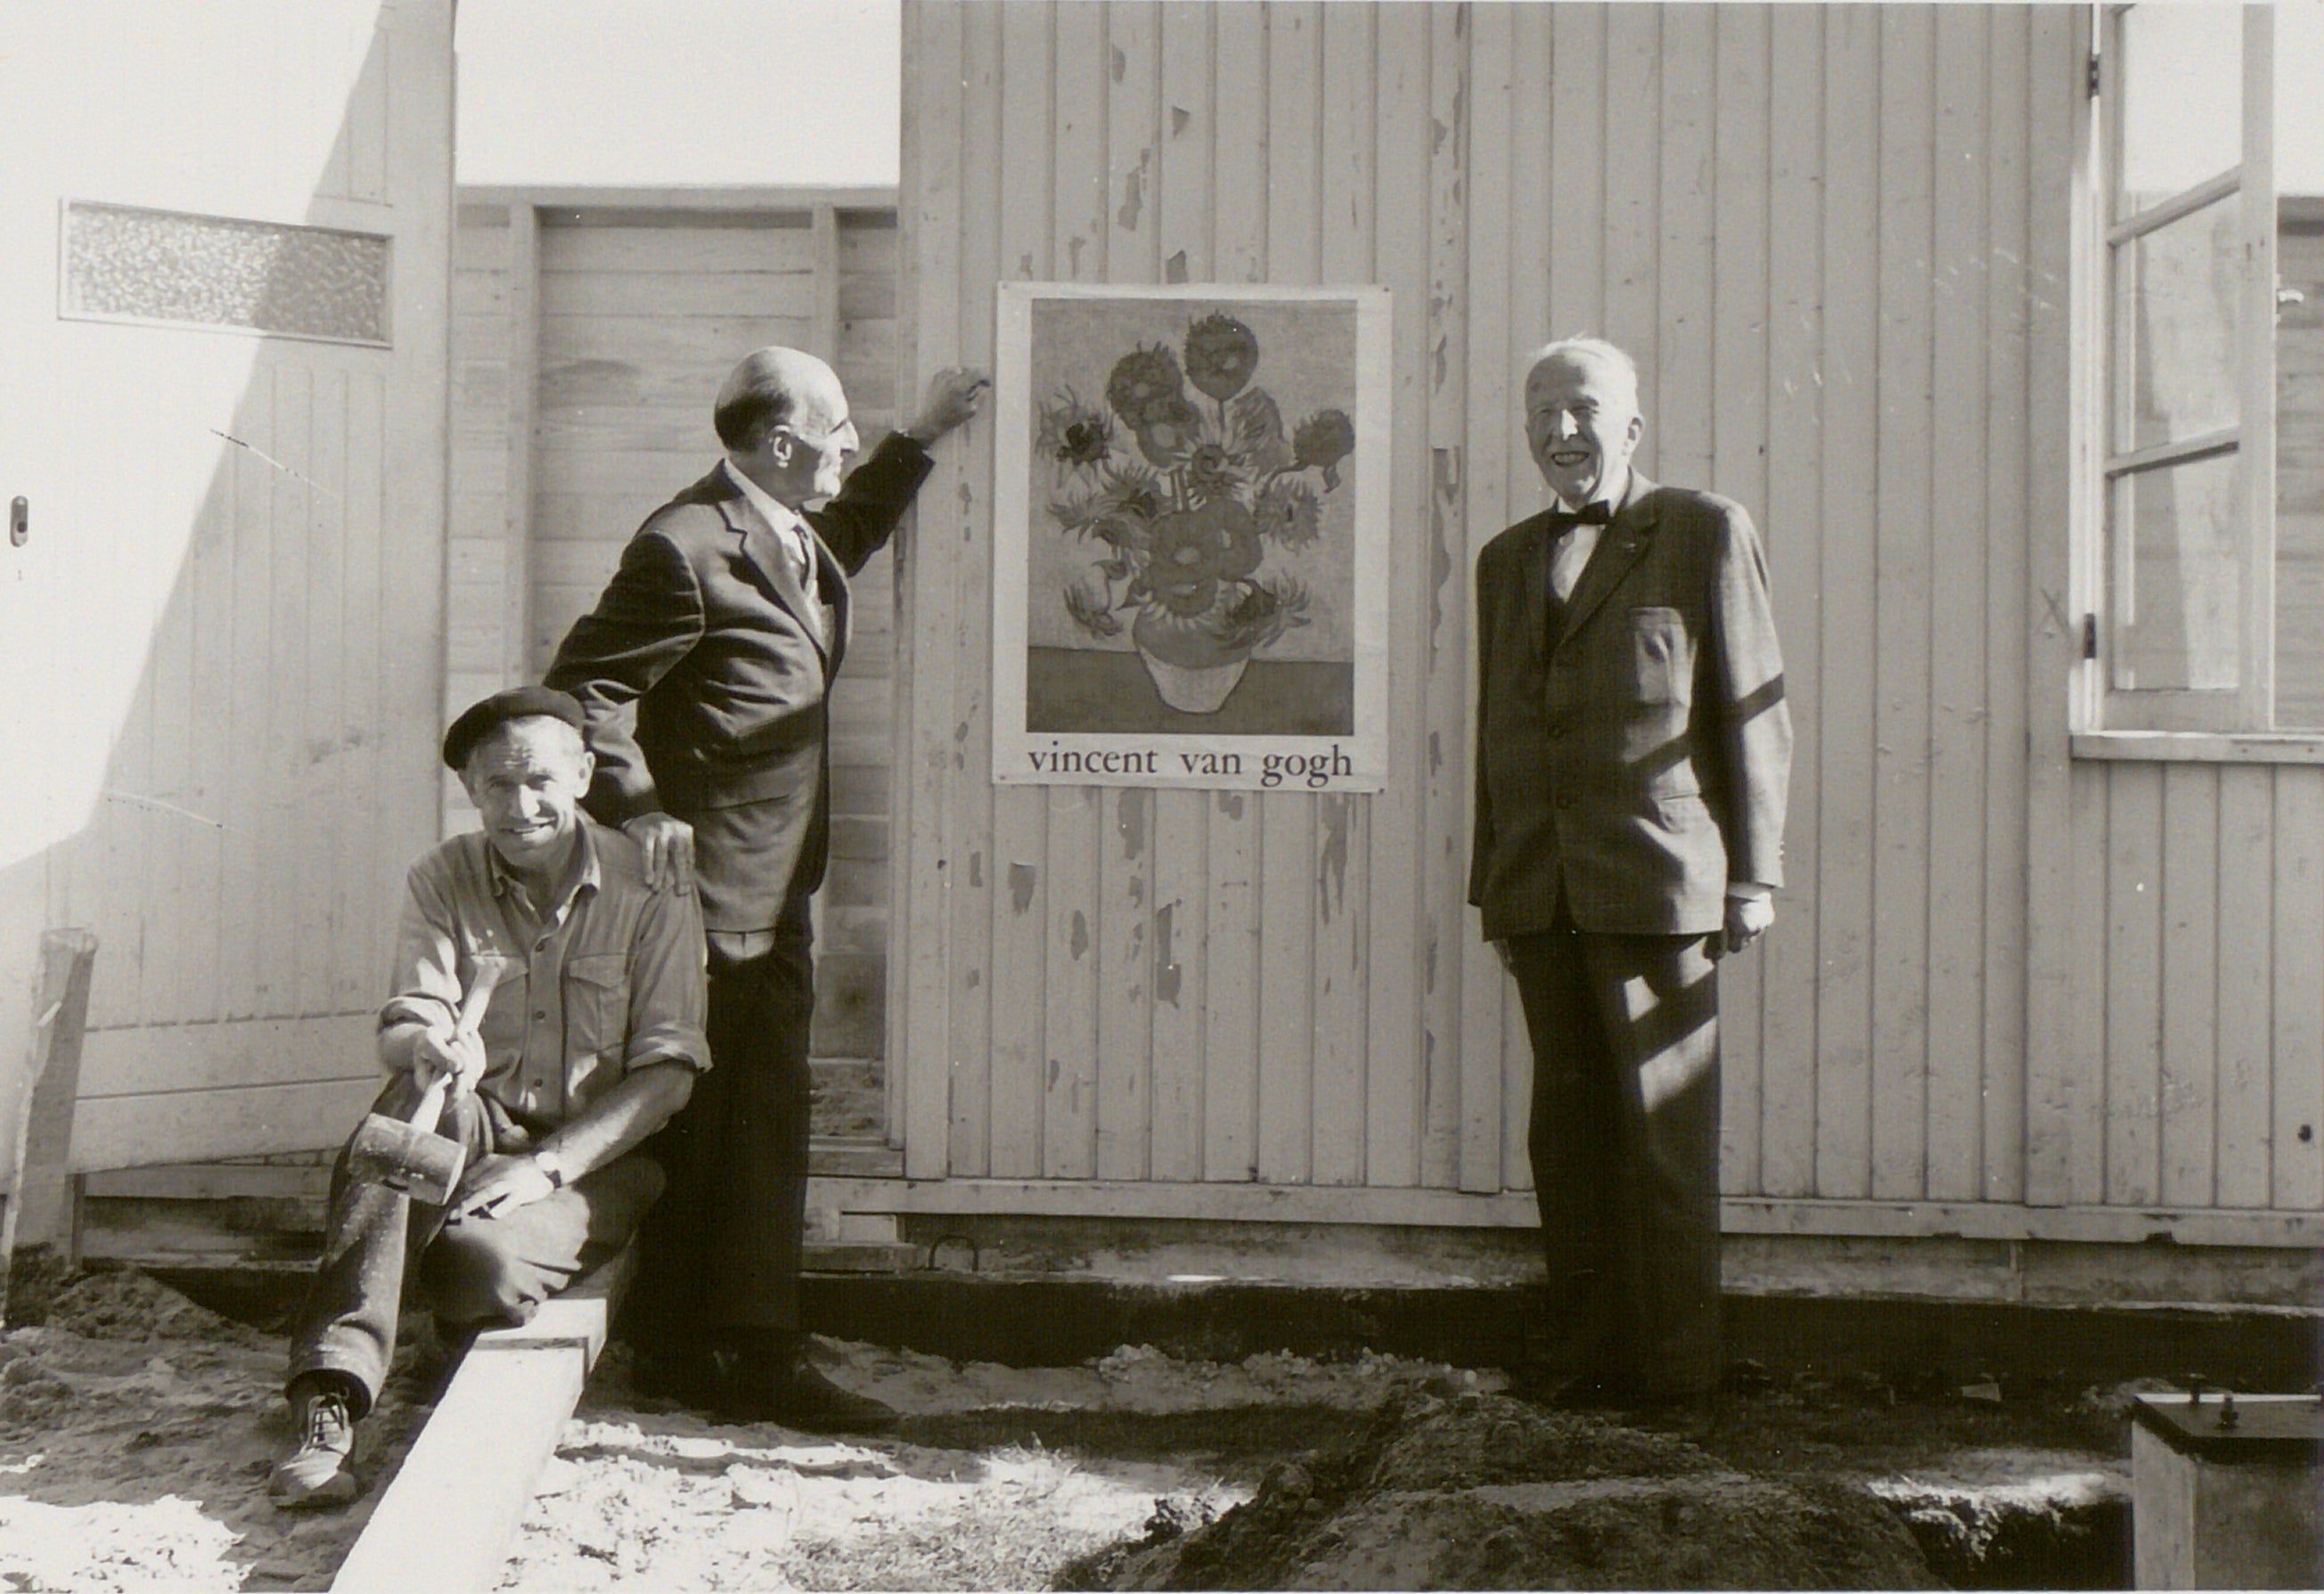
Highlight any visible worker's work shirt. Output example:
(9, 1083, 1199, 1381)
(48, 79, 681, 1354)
(378, 819, 708, 1130)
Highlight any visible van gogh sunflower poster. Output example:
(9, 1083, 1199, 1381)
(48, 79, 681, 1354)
(992, 284, 1388, 791)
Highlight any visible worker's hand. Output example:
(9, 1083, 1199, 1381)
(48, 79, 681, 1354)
(622, 812, 695, 894)
(448, 1153, 556, 1222)
(1718, 893, 1776, 957)
(904, 367, 991, 446)
(413, 1026, 488, 1098)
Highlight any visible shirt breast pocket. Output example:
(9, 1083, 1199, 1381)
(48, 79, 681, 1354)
(563, 953, 629, 1068)
(1626, 607, 1693, 706)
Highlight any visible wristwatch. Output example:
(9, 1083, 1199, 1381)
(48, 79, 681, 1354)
(533, 1148, 567, 1190)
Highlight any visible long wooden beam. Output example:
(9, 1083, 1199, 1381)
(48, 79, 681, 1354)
(331, 1242, 634, 1594)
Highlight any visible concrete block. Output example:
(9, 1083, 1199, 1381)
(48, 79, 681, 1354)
(2133, 1393, 2323, 1589)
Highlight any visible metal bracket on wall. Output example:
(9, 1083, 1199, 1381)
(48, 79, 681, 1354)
(9, 496, 26, 547)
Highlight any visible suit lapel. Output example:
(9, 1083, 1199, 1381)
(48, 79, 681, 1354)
(810, 529, 850, 678)
(1557, 474, 1659, 647)
(1514, 511, 1556, 663)
(717, 477, 830, 662)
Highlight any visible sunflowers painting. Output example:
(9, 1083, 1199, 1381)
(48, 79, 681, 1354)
(1034, 311, 1355, 714)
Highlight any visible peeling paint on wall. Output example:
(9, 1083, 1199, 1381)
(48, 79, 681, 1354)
(1155, 900, 1182, 1006)
(1318, 795, 1351, 922)
(1117, 789, 1149, 859)
(1116, 148, 1150, 231)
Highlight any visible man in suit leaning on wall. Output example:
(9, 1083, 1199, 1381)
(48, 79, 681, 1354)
(546, 348, 987, 1431)
(1469, 337, 1791, 1407)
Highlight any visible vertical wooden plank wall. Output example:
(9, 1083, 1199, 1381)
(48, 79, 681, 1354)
(446, 191, 902, 1059)
(48, 0, 454, 1168)
(2056, 757, 2324, 1217)
(894, 1, 2320, 1231)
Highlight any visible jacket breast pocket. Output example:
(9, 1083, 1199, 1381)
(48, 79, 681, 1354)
(1626, 608, 1693, 706)
(563, 953, 629, 1066)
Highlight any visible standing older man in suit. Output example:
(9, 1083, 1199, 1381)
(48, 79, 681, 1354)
(1470, 337, 1790, 1407)
(547, 348, 986, 1430)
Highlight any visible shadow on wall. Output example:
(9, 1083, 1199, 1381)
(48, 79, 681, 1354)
(2, 4, 448, 1227)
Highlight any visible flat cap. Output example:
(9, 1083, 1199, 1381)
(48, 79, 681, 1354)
(442, 684, 585, 770)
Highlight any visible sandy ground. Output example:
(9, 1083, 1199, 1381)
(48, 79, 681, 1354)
(0, 1268, 439, 1592)
(498, 1342, 1487, 1590)
(0, 1264, 2140, 1592)
(0, 1267, 1489, 1593)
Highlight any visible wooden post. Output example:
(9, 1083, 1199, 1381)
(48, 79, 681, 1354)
(0, 928, 98, 1312)
(329, 1242, 634, 1594)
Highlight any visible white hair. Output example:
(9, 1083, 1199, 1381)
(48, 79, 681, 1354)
(1525, 336, 1641, 401)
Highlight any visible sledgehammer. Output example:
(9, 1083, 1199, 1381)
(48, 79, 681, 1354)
(347, 963, 502, 1205)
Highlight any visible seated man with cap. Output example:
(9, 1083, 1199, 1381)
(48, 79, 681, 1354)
(269, 685, 708, 1509)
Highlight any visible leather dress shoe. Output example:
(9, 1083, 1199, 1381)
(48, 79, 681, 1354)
(708, 1347, 899, 1434)
(628, 1343, 716, 1407)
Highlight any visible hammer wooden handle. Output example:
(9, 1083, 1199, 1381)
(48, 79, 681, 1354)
(413, 962, 505, 1132)
(409, 1072, 453, 1137)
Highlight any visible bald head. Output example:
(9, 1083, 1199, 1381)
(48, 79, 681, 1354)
(717, 346, 858, 506)
(716, 346, 847, 454)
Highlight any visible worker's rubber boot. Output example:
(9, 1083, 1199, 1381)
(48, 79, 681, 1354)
(269, 1373, 364, 1509)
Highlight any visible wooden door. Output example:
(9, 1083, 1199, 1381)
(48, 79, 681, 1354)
(0, 0, 454, 1184)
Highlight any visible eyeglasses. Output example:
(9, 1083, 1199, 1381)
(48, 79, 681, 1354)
(783, 416, 859, 453)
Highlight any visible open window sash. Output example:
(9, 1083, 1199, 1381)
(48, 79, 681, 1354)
(2096, 4, 2277, 733)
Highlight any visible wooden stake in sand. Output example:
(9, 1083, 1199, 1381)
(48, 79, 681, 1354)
(1, 928, 97, 1317)
(331, 1241, 635, 1593)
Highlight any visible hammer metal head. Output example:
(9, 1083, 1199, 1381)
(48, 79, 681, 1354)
(347, 1110, 468, 1207)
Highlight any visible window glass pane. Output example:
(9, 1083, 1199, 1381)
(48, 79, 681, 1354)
(2114, 454, 2241, 693)
(2117, 198, 2240, 453)
(2279, 12, 2324, 728)
(2117, 4, 2240, 213)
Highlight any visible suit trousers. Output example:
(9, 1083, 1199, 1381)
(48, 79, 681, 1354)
(630, 895, 815, 1346)
(1505, 908, 1724, 1398)
(285, 1075, 665, 1417)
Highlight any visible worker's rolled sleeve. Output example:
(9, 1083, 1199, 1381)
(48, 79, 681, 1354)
(618, 867, 711, 1077)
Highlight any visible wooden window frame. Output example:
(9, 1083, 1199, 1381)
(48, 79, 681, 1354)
(2077, 3, 2286, 757)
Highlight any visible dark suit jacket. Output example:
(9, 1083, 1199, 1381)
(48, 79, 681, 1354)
(1469, 474, 1791, 940)
(544, 436, 933, 933)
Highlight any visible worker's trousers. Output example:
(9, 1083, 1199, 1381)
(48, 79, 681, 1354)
(283, 1074, 663, 1417)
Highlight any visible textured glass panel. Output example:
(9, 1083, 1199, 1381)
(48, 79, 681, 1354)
(2117, 5, 2240, 214)
(2114, 454, 2242, 693)
(62, 202, 389, 344)
(2117, 197, 2239, 453)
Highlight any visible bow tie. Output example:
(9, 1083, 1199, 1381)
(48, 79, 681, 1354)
(1546, 502, 1614, 535)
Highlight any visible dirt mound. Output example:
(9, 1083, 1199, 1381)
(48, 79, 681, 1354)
(40, 1265, 275, 1349)
(1059, 1391, 1942, 1590)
